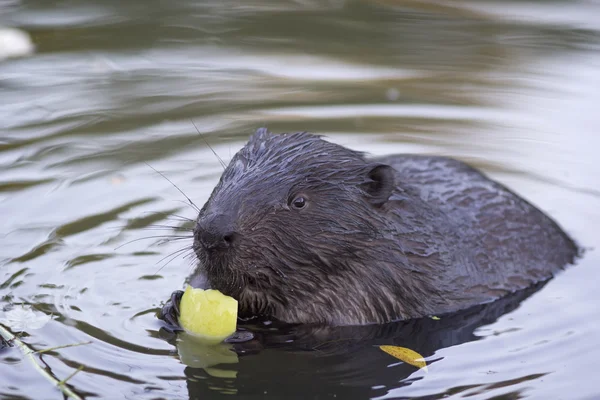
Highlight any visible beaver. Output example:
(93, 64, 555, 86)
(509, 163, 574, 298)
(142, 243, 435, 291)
(160, 128, 578, 327)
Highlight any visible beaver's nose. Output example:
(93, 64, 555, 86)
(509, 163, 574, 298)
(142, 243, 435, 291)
(195, 213, 238, 251)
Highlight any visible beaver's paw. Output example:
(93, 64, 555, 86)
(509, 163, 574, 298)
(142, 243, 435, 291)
(224, 329, 255, 343)
(157, 290, 184, 332)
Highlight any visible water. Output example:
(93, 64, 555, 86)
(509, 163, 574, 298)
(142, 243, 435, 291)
(1, 0, 599, 399)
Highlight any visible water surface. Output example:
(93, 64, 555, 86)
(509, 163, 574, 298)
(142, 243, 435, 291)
(1, 0, 599, 399)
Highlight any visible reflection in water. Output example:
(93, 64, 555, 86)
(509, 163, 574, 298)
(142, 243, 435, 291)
(1, 0, 599, 399)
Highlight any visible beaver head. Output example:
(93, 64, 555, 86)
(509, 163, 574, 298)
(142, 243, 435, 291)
(192, 128, 439, 325)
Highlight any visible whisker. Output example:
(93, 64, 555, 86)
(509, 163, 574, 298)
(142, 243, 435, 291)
(165, 214, 196, 223)
(182, 249, 196, 260)
(171, 199, 201, 212)
(139, 211, 196, 223)
(182, 251, 198, 269)
(155, 237, 192, 246)
(154, 247, 194, 275)
(191, 119, 227, 170)
(114, 235, 192, 250)
(145, 163, 200, 212)
(155, 246, 192, 266)
(138, 224, 194, 231)
(107, 224, 192, 233)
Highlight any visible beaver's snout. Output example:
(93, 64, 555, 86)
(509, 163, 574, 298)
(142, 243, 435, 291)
(195, 212, 238, 251)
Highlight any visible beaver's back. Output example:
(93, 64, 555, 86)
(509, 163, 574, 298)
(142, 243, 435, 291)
(376, 154, 578, 305)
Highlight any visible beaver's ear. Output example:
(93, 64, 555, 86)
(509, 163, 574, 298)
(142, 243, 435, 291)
(360, 164, 395, 207)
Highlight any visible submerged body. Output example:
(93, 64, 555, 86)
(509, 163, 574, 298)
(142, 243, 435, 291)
(184, 129, 577, 326)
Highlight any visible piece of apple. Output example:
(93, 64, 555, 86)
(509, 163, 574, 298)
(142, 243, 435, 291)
(178, 286, 238, 342)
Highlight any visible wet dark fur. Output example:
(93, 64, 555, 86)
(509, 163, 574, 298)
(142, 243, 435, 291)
(191, 128, 578, 325)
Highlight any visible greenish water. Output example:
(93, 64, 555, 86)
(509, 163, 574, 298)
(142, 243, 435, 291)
(1, 0, 599, 399)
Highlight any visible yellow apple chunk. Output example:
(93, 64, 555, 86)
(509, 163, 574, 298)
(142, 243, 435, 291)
(178, 286, 238, 342)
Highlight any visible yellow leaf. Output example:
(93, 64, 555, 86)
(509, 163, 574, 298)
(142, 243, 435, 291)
(379, 345, 428, 371)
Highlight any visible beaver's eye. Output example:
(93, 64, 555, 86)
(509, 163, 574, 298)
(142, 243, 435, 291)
(292, 196, 306, 209)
